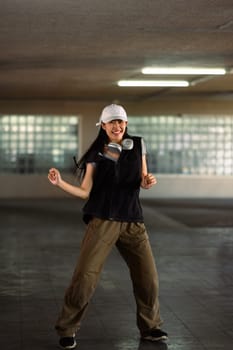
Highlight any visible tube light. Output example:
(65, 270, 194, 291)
(118, 80, 189, 87)
(142, 67, 226, 75)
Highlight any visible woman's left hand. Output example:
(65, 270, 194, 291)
(141, 173, 157, 189)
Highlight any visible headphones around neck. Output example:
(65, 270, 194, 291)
(107, 138, 134, 153)
(99, 138, 134, 161)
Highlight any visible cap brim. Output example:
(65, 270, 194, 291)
(96, 116, 127, 126)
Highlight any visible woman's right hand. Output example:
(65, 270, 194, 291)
(48, 168, 62, 186)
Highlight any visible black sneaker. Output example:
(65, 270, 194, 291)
(141, 328, 168, 341)
(59, 336, 77, 349)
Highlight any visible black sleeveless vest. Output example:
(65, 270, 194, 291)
(82, 136, 144, 224)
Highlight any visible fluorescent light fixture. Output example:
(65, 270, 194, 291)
(142, 67, 226, 75)
(118, 80, 189, 87)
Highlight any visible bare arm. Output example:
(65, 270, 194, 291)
(48, 163, 94, 199)
(140, 154, 157, 189)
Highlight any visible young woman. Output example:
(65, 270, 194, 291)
(48, 104, 168, 349)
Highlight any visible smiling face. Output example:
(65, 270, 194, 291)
(101, 119, 128, 143)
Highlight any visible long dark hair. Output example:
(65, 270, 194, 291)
(74, 126, 130, 183)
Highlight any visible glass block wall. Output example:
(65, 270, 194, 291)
(128, 115, 233, 175)
(1, 114, 233, 176)
(0, 115, 79, 174)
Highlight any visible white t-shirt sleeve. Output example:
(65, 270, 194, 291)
(141, 138, 147, 155)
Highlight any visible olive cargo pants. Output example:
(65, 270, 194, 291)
(55, 218, 162, 337)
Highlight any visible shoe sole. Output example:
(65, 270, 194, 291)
(142, 335, 168, 342)
(59, 339, 77, 349)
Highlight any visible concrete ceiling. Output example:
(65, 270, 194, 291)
(1, 0, 233, 102)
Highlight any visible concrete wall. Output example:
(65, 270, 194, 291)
(1, 174, 233, 199)
(1, 98, 233, 198)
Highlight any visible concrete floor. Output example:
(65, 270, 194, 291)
(1, 198, 233, 350)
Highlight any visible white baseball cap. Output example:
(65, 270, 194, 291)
(96, 104, 128, 126)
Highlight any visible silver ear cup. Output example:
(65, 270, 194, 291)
(107, 142, 122, 154)
(122, 138, 134, 150)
